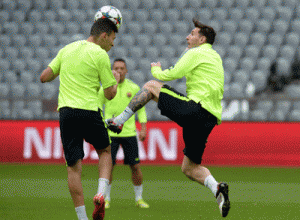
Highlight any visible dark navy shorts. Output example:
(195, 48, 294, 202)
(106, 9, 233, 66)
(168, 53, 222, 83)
(158, 84, 217, 164)
(110, 136, 140, 166)
(59, 107, 110, 166)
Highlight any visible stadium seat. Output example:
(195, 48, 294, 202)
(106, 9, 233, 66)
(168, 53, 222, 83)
(153, 34, 167, 47)
(286, 84, 300, 99)
(291, 20, 300, 34)
(277, 6, 292, 21)
(20, 71, 35, 85)
(275, 100, 292, 115)
(120, 34, 135, 47)
(12, 10, 25, 23)
(158, 22, 173, 35)
(3, 22, 19, 36)
(12, 35, 27, 48)
(20, 47, 34, 60)
(66, 22, 80, 35)
(0, 10, 10, 24)
(0, 100, 11, 119)
(213, 8, 228, 21)
(229, 82, 244, 98)
(27, 100, 43, 119)
(166, 9, 181, 21)
(245, 7, 259, 22)
(28, 10, 42, 23)
(187, 0, 202, 8)
(207, 20, 221, 33)
(130, 70, 146, 86)
(144, 46, 160, 60)
(250, 109, 267, 121)
(35, 47, 50, 60)
(134, 10, 150, 22)
(224, 71, 232, 84)
(173, 21, 189, 35)
(11, 101, 26, 119)
(113, 47, 128, 58)
(260, 7, 276, 21)
(204, 0, 218, 8)
(141, 22, 158, 34)
(198, 8, 213, 24)
(257, 58, 272, 72)
(138, 58, 151, 72)
(3, 71, 17, 84)
(127, 22, 142, 35)
(241, 57, 255, 72)
(262, 45, 278, 61)
(11, 83, 25, 100)
(32, 0, 48, 11)
(256, 100, 274, 113)
(59, 35, 72, 46)
(20, 22, 34, 36)
(43, 35, 58, 48)
(0, 59, 11, 73)
(127, 0, 141, 9)
(5, 47, 19, 60)
(25, 82, 42, 100)
(2, 0, 17, 11)
(129, 46, 144, 59)
(124, 58, 137, 72)
(121, 9, 134, 24)
(249, 32, 266, 48)
(273, 20, 289, 36)
(215, 32, 232, 47)
(161, 46, 176, 59)
(228, 8, 244, 22)
(181, 9, 196, 22)
(49, 0, 64, 11)
(81, 0, 94, 11)
(43, 10, 58, 23)
(141, 0, 156, 9)
(233, 32, 249, 49)
(287, 110, 300, 121)
(222, 20, 238, 33)
(255, 19, 271, 33)
(223, 58, 238, 73)
(28, 34, 42, 48)
(236, 0, 251, 8)
(251, 70, 268, 91)
(221, 0, 235, 8)
(20, 109, 34, 120)
(279, 45, 296, 61)
(27, 59, 42, 72)
(58, 9, 72, 23)
(71, 9, 87, 24)
(284, 33, 300, 48)
(136, 34, 152, 47)
(233, 70, 250, 85)
(111, 0, 126, 9)
(50, 22, 66, 36)
(150, 9, 165, 22)
(156, 0, 171, 9)
(238, 19, 254, 35)
(42, 83, 58, 100)
(276, 57, 291, 77)
(13, 59, 27, 73)
(245, 45, 260, 60)
(65, 0, 80, 10)
(268, 33, 284, 46)
(35, 22, 50, 35)
(170, 34, 185, 48)
(0, 83, 10, 99)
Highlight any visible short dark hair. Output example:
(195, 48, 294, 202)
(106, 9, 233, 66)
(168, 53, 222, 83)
(90, 18, 118, 36)
(113, 58, 126, 66)
(193, 18, 216, 45)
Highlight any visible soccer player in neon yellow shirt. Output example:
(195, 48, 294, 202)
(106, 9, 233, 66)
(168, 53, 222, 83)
(99, 58, 149, 209)
(106, 18, 230, 217)
(40, 19, 120, 220)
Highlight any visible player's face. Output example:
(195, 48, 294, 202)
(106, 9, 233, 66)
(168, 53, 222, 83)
(186, 28, 205, 48)
(102, 31, 116, 52)
(113, 61, 127, 83)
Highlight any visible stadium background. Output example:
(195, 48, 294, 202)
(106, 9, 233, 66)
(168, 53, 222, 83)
(1, 0, 300, 219)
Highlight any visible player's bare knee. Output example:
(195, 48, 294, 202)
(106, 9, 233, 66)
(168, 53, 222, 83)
(181, 165, 194, 180)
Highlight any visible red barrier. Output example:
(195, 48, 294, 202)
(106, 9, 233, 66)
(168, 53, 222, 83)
(1, 120, 300, 166)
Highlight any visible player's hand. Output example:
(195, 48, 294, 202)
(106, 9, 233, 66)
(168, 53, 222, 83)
(113, 70, 120, 83)
(139, 130, 147, 141)
(151, 62, 161, 68)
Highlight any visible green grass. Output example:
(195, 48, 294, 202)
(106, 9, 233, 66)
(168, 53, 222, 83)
(0, 164, 299, 220)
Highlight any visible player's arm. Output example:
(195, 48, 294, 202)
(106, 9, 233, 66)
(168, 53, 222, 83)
(151, 49, 201, 81)
(40, 67, 59, 83)
(103, 70, 120, 100)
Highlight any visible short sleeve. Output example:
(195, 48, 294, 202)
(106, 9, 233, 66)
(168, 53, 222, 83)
(98, 53, 117, 90)
(48, 48, 63, 75)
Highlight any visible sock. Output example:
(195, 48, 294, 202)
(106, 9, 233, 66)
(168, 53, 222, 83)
(75, 205, 88, 220)
(97, 178, 109, 195)
(105, 184, 111, 201)
(204, 175, 218, 197)
(114, 107, 134, 125)
(134, 184, 143, 201)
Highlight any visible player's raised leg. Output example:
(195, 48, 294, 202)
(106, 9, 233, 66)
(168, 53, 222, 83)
(105, 80, 162, 133)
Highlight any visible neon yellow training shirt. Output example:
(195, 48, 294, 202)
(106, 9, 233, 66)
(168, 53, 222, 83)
(99, 78, 147, 137)
(49, 40, 117, 111)
(151, 43, 224, 124)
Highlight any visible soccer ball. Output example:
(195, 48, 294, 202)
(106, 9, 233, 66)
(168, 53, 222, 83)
(94, 5, 123, 30)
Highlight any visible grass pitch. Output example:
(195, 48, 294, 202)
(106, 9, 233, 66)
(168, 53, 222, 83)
(0, 163, 299, 220)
